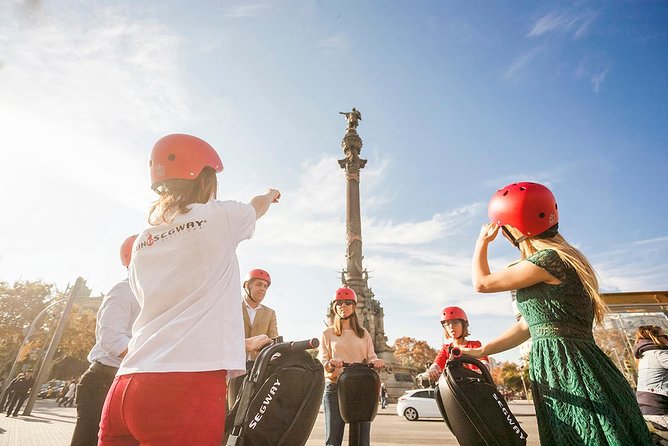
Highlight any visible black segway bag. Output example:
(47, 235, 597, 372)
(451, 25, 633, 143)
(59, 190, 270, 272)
(337, 363, 380, 423)
(434, 353, 527, 446)
(225, 339, 325, 446)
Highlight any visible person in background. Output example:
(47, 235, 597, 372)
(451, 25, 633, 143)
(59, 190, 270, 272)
(59, 379, 78, 407)
(98, 133, 279, 446)
(242, 268, 278, 358)
(318, 287, 384, 446)
(380, 382, 388, 409)
(4, 370, 32, 417)
(634, 325, 668, 430)
(464, 181, 651, 445)
(69, 235, 141, 446)
(1, 373, 19, 412)
(426, 306, 489, 382)
(227, 268, 279, 408)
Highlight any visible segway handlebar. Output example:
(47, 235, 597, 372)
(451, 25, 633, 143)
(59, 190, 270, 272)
(342, 362, 382, 369)
(289, 337, 319, 351)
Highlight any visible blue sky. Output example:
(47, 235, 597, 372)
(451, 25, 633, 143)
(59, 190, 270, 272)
(1, 0, 666, 363)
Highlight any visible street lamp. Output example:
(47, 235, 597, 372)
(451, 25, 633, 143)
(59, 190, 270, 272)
(0, 297, 67, 404)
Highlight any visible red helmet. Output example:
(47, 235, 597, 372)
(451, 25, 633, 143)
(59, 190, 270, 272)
(246, 268, 271, 285)
(149, 134, 223, 189)
(488, 182, 558, 237)
(119, 235, 138, 268)
(441, 306, 468, 323)
(334, 287, 357, 302)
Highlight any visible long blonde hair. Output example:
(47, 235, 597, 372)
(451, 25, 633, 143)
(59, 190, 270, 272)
(508, 226, 608, 325)
(148, 167, 218, 225)
(331, 303, 365, 338)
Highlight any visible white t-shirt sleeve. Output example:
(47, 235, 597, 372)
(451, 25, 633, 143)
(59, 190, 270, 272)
(221, 201, 256, 243)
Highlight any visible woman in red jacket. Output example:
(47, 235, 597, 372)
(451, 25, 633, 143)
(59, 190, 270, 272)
(427, 306, 488, 381)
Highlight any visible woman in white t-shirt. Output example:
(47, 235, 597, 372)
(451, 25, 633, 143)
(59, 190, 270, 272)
(98, 134, 279, 446)
(318, 287, 384, 446)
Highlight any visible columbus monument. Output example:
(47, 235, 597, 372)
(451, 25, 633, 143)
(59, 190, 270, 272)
(328, 108, 415, 398)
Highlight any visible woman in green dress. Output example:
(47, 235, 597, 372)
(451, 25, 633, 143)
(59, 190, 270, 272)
(464, 181, 652, 446)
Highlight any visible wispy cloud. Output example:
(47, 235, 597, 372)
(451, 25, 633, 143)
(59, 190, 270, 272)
(590, 69, 608, 93)
(504, 46, 544, 81)
(318, 32, 349, 51)
(223, 3, 271, 19)
(528, 10, 597, 40)
(593, 237, 668, 292)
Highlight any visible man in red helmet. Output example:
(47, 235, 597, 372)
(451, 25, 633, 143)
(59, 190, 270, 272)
(70, 235, 140, 446)
(241, 268, 279, 357)
(227, 268, 279, 408)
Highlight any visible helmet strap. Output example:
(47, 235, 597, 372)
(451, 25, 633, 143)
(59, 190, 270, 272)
(244, 283, 258, 304)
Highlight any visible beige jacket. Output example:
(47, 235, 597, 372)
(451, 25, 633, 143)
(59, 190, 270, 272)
(242, 303, 278, 360)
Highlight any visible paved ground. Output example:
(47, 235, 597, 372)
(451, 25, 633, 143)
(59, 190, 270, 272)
(0, 399, 539, 445)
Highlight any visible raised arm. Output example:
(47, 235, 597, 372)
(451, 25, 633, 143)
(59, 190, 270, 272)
(463, 318, 530, 358)
(472, 223, 559, 293)
(249, 189, 280, 219)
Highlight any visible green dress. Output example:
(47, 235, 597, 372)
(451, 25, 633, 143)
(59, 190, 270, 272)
(516, 249, 652, 446)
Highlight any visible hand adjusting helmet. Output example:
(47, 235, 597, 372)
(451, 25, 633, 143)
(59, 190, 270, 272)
(149, 134, 223, 191)
(488, 182, 559, 246)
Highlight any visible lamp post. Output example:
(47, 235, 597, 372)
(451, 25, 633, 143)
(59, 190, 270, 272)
(23, 277, 87, 415)
(0, 296, 68, 405)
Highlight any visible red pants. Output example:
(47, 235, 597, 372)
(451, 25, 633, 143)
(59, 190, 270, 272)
(98, 370, 227, 446)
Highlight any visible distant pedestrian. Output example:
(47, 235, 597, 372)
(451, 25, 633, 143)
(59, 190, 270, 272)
(5, 370, 34, 417)
(98, 134, 278, 445)
(69, 235, 140, 446)
(463, 181, 652, 446)
(380, 383, 388, 409)
(1, 374, 18, 411)
(59, 379, 77, 407)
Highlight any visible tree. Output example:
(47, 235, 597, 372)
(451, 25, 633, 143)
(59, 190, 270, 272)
(0, 280, 97, 380)
(491, 361, 527, 395)
(0, 280, 57, 375)
(393, 337, 438, 372)
(52, 305, 97, 379)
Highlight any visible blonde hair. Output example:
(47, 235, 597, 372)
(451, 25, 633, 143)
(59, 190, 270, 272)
(331, 302, 365, 338)
(148, 167, 218, 225)
(507, 226, 608, 325)
(636, 325, 668, 346)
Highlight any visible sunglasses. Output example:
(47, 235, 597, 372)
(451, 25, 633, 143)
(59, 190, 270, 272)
(334, 300, 356, 307)
(441, 320, 462, 327)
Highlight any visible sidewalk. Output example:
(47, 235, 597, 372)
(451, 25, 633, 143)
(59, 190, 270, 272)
(0, 399, 538, 445)
(0, 398, 76, 446)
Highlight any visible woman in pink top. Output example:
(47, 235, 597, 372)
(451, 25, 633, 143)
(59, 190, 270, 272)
(318, 287, 384, 446)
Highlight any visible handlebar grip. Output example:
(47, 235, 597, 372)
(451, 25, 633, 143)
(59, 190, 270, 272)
(289, 338, 319, 351)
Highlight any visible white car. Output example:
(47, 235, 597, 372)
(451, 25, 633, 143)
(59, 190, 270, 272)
(396, 388, 443, 421)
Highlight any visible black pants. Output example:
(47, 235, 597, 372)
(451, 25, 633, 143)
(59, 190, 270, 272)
(5, 392, 28, 416)
(69, 362, 118, 446)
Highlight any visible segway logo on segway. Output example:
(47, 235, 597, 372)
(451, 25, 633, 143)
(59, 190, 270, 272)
(135, 220, 208, 252)
(248, 379, 281, 430)
(492, 393, 526, 439)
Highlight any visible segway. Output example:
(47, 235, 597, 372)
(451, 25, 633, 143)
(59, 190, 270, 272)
(434, 348, 527, 446)
(337, 362, 381, 446)
(225, 338, 324, 446)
